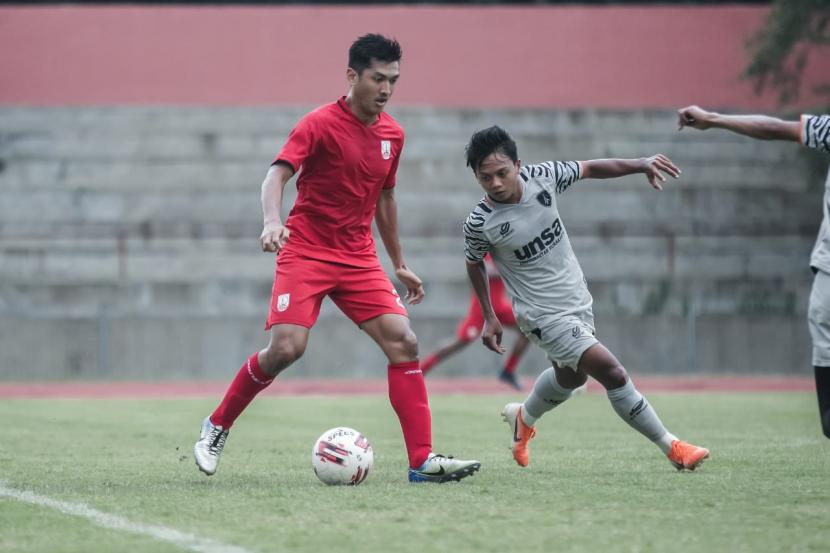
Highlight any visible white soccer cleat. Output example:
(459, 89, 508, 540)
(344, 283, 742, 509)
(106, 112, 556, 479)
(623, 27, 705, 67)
(194, 416, 229, 476)
(408, 453, 481, 483)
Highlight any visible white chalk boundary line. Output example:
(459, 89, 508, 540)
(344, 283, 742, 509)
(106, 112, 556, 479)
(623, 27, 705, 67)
(0, 481, 255, 553)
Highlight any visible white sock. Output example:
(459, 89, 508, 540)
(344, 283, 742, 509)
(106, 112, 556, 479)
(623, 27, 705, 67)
(522, 367, 573, 426)
(606, 378, 677, 455)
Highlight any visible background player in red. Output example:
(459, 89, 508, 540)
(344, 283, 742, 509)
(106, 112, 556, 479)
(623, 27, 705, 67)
(194, 34, 480, 482)
(421, 255, 530, 390)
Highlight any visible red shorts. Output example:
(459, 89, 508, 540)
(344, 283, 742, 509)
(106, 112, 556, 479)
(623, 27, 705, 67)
(266, 252, 408, 330)
(455, 287, 516, 342)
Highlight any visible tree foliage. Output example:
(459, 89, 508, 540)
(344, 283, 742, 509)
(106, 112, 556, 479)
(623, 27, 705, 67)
(745, 0, 830, 105)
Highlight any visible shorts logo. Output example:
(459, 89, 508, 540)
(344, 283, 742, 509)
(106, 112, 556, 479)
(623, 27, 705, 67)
(499, 222, 511, 236)
(536, 190, 552, 207)
(381, 140, 392, 160)
(572, 326, 582, 338)
(277, 293, 290, 312)
(392, 286, 404, 308)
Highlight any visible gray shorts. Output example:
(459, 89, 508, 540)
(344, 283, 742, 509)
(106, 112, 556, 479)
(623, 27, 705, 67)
(808, 270, 830, 366)
(517, 311, 598, 370)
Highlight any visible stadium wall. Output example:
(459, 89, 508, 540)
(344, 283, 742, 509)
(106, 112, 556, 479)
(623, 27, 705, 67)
(0, 6, 828, 379)
(1, 5, 828, 108)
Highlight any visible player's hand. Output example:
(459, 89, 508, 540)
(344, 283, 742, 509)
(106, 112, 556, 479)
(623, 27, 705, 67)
(395, 266, 425, 305)
(260, 222, 289, 253)
(482, 316, 505, 355)
(677, 105, 716, 130)
(640, 154, 680, 191)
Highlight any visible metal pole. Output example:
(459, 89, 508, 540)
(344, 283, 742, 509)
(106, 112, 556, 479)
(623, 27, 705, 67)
(687, 293, 698, 373)
(97, 303, 111, 377)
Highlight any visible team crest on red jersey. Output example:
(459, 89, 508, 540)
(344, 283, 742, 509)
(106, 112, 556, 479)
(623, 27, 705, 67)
(381, 140, 392, 160)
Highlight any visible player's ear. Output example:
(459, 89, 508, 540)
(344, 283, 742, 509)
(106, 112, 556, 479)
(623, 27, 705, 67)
(346, 67, 359, 86)
(516, 159, 522, 170)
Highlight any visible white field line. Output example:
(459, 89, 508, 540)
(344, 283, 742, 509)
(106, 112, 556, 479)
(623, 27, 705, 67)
(0, 482, 255, 553)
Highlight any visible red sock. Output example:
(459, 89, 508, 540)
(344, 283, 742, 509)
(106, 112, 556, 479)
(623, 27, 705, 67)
(211, 352, 274, 429)
(387, 360, 432, 468)
(420, 353, 439, 375)
(503, 352, 521, 375)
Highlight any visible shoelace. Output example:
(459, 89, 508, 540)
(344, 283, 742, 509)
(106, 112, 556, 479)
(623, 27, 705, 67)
(208, 429, 228, 456)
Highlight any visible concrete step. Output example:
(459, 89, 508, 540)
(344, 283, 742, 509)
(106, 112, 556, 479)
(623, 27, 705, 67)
(0, 233, 812, 288)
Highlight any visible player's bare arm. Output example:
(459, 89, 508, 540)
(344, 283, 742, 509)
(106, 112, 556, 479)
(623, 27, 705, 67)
(581, 155, 680, 190)
(375, 188, 425, 304)
(677, 105, 801, 142)
(259, 163, 294, 252)
(466, 259, 505, 354)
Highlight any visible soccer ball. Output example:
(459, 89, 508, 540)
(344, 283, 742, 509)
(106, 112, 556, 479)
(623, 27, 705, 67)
(311, 427, 373, 486)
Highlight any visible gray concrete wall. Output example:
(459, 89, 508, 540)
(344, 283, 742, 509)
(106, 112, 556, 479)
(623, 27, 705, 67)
(1, 107, 826, 379)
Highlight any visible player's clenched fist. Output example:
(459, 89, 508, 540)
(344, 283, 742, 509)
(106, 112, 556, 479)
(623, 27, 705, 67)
(677, 105, 716, 130)
(260, 222, 289, 252)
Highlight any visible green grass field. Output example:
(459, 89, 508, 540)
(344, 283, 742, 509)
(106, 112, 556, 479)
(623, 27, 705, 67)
(1, 392, 828, 553)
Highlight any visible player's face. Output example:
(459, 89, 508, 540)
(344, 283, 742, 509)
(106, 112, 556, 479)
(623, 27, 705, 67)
(475, 153, 522, 204)
(348, 59, 400, 119)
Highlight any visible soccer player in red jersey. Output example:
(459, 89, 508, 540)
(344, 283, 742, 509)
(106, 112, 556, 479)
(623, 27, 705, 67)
(421, 255, 530, 390)
(194, 34, 480, 482)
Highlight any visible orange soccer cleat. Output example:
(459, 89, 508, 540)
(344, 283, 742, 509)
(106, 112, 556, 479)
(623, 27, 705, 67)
(501, 403, 536, 467)
(667, 440, 710, 471)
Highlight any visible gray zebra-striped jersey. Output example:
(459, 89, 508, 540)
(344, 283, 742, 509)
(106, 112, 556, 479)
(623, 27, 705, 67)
(803, 115, 830, 273)
(463, 160, 593, 322)
(802, 114, 830, 154)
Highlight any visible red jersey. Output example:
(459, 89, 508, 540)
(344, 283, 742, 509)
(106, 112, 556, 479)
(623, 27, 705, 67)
(274, 97, 404, 267)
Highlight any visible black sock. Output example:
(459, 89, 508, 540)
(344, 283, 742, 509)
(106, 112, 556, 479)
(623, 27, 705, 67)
(815, 366, 830, 439)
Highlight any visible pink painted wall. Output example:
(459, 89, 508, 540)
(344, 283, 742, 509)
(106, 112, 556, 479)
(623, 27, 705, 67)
(1, 5, 827, 108)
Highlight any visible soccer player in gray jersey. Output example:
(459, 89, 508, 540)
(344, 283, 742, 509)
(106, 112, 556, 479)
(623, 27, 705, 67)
(678, 105, 830, 439)
(463, 126, 710, 471)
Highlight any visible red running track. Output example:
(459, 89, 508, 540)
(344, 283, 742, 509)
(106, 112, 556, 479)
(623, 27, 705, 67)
(0, 376, 815, 399)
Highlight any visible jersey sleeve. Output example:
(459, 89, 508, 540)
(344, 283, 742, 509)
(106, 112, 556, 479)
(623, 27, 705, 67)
(541, 160, 582, 194)
(273, 113, 317, 172)
(522, 161, 582, 195)
(463, 204, 492, 263)
(801, 114, 830, 153)
(383, 135, 404, 189)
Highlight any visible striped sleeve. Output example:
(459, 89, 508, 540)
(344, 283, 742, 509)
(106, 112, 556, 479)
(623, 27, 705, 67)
(538, 160, 582, 194)
(463, 201, 492, 263)
(802, 115, 830, 153)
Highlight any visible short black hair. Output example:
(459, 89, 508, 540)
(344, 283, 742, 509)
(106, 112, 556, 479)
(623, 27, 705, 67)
(465, 126, 518, 173)
(348, 34, 402, 75)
